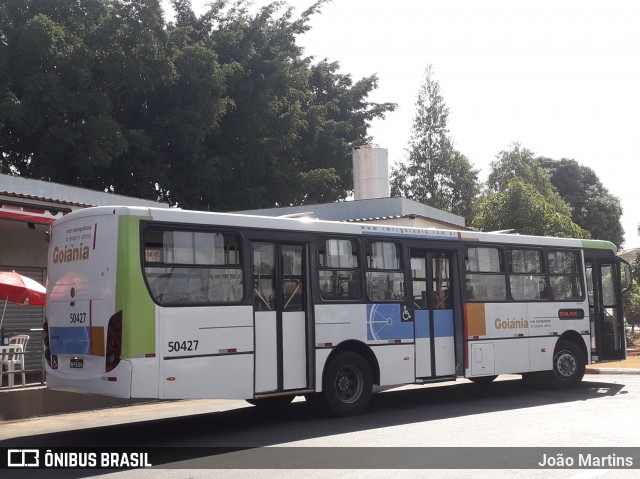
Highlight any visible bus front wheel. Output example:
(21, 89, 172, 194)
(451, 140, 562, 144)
(548, 340, 585, 389)
(323, 351, 373, 417)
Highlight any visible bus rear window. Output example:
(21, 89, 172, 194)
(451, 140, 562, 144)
(143, 228, 243, 305)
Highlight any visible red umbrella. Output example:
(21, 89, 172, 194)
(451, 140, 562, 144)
(0, 271, 46, 330)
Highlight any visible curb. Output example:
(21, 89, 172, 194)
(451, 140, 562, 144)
(585, 368, 640, 375)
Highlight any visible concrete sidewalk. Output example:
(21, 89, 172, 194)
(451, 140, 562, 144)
(586, 367, 640, 375)
(0, 384, 160, 422)
(0, 392, 245, 441)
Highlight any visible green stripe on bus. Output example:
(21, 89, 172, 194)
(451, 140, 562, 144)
(581, 239, 617, 252)
(116, 215, 155, 358)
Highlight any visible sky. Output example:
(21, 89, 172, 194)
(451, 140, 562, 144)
(165, 0, 640, 250)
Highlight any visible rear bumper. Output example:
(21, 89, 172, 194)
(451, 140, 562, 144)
(45, 360, 133, 398)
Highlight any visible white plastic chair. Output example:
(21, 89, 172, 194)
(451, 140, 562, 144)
(9, 334, 29, 350)
(7, 335, 28, 387)
(0, 345, 25, 387)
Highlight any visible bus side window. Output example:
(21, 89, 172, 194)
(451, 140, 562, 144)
(318, 238, 361, 301)
(509, 249, 545, 300)
(547, 250, 583, 300)
(366, 241, 405, 301)
(143, 228, 244, 305)
(465, 246, 506, 301)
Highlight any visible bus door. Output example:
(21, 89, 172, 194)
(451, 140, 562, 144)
(409, 250, 456, 378)
(585, 256, 626, 362)
(252, 242, 309, 394)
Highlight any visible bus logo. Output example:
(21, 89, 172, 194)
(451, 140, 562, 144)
(7, 449, 40, 467)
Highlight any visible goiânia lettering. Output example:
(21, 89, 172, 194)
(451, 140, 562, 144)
(52, 243, 90, 264)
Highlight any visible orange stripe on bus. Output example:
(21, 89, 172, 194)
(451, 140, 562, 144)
(464, 303, 487, 337)
(91, 327, 105, 357)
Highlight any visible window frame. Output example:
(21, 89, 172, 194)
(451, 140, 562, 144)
(464, 244, 586, 303)
(364, 239, 406, 302)
(141, 224, 245, 307)
(545, 248, 585, 301)
(316, 236, 363, 302)
(464, 245, 508, 302)
(507, 247, 548, 301)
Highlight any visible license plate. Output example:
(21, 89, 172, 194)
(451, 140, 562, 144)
(70, 358, 84, 369)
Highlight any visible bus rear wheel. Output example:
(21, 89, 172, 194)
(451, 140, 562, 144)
(323, 351, 372, 417)
(548, 340, 585, 389)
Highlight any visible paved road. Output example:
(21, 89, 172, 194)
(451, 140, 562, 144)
(2, 374, 639, 479)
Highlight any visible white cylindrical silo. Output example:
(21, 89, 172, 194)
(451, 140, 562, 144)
(352, 145, 390, 200)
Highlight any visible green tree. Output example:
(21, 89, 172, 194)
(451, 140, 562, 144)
(623, 250, 640, 339)
(472, 178, 590, 238)
(539, 158, 624, 248)
(486, 143, 571, 215)
(390, 65, 479, 221)
(0, 0, 395, 209)
(160, 0, 395, 209)
(0, 0, 180, 197)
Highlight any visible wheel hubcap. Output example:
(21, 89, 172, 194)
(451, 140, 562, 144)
(336, 366, 363, 403)
(555, 351, 577, 379)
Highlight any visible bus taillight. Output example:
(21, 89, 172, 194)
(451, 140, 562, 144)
(105, 311, 123, 372)
(43, 318, 51, 367)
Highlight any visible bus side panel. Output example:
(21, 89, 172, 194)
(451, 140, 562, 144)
(372, 344, 415, 386)
(315, 304, 417, 388)
(161, 355, 254, 399)
(529, 336, 558, 372)
(315, 304, 367, 344)
(465, 299, 591, 377)
(117, 216, 157, 367)
(158, 305, 254, 399)
(130, 358, 161, 398)
(314, 348, 331, 393)
(494, 339, 531, 374)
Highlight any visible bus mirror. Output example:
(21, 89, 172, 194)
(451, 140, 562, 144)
(621, 260, 632, 293)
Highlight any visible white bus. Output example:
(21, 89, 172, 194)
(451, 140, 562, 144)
(44, 206, 631, 416)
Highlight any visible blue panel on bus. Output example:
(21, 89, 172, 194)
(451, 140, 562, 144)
(433, 310, 454, 337)
(49, 326, 91, 355)
(415, 310, 430, 339)
(366, 304, 414, 341)
(414, 310, 453, 338)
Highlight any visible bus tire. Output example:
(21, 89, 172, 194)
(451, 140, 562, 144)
(468, 375, 498, 385)
(548, 339, 585, 389)
(246, 395, 295, 411)
(323, 351, 373, 417)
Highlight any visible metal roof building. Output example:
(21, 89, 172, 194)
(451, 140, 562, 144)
(0, 173, 166, 381)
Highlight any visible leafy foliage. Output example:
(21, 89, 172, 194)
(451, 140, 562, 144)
(623, 252, 640, 335)
(486, 143, 571, 215)
(472, 178, 590, 238)
(475, 143, 589, 238)
(0, 0, 395, 209)
(539, 158, 624, 248)
(390, 65, 479, 221)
